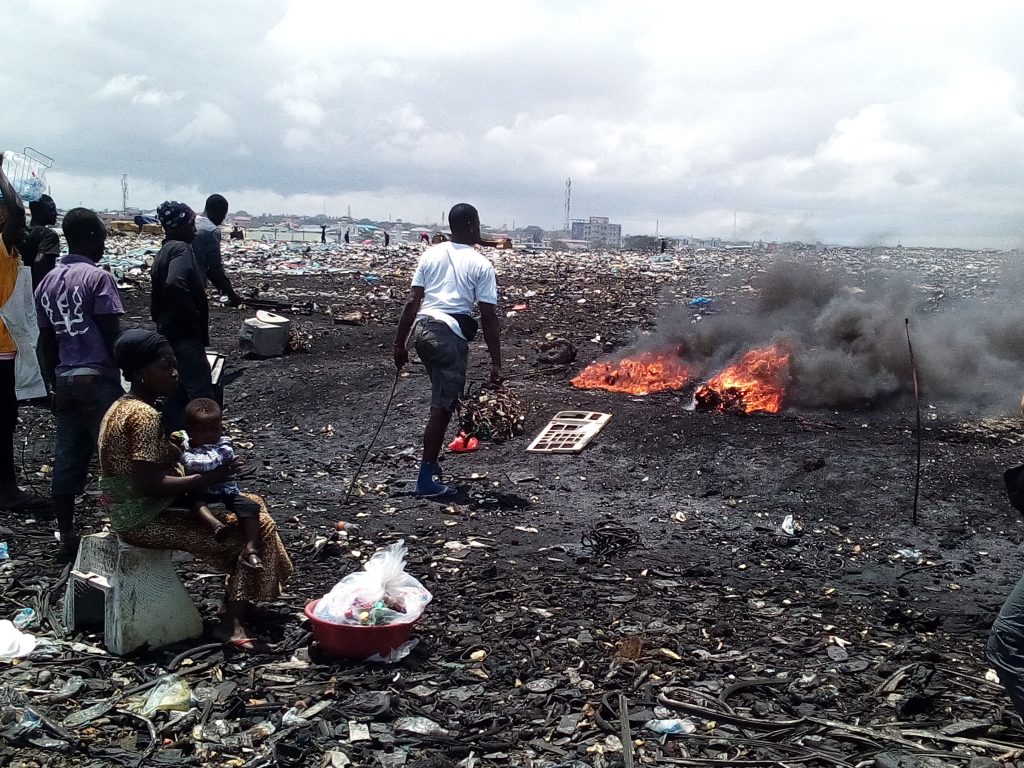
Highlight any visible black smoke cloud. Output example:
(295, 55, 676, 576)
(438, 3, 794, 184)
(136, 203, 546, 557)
(649, 261, 1024, 411)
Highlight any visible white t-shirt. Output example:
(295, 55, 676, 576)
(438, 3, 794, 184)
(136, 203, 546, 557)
(412, 242, 498, 340)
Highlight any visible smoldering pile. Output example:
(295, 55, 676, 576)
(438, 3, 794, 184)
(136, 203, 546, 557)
(643, 260, 1024, 412)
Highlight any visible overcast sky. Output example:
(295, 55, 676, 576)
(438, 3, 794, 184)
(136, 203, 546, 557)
(7, 0, 1024, 246)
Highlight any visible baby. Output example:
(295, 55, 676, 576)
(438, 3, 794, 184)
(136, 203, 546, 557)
(180, 398, 262, 569)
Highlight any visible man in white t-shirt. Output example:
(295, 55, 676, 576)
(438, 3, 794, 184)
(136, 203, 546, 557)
(394, 203, 501, 498)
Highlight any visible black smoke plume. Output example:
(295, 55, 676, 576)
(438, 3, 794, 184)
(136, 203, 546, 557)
(648, 261, 1024, 411)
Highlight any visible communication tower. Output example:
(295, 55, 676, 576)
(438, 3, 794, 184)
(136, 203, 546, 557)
(563, 177, 571, 232)
(121, 174, 129, 212)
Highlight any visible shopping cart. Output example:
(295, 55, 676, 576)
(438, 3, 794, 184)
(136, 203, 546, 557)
(1, 147, 54, 202)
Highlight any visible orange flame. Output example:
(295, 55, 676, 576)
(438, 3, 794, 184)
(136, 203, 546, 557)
(572, 352, 690, 395)
(694, 345, 791, 414)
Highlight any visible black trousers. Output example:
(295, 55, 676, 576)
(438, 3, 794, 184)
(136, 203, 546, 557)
(0, 359, 19, 484)
(162, 338, 214, 432)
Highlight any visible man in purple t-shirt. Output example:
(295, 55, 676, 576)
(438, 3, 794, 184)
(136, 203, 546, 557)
(35, 208, 124, 563)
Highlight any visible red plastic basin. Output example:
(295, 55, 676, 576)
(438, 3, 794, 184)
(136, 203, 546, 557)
(304, 599, 417, 660)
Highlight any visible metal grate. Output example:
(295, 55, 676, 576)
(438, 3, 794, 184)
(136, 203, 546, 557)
(526, 411, 612, 453)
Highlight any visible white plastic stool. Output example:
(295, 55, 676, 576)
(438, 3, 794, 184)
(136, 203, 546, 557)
(62, 532, 204, 655)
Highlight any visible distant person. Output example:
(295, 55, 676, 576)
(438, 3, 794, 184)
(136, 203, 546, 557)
(229, 225, 244, 241)
(151, 201, 213, 431)
(344, 230, 350, 244)
(419, 232, 430, 244)
(133, 214, 158, 236)
(193, 195, 243, 307)
(660, 239, 667, 254)
(384, 231, 390, 248)
(35, 208, 124, 562)
(20, 194, 60, 290)
(393, 203, 501, 498)
(320, 224, 327, 244)
(0, 153, 48, 513)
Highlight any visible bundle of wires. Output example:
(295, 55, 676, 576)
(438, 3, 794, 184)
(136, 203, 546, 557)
(458, 386, 526, 443)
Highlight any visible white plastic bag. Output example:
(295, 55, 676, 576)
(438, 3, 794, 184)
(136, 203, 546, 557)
(313, 540, 432, 625)
(0, 619, 37, 659)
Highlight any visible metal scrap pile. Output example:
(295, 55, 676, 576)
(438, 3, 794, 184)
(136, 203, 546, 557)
(457, 386, 526, 443)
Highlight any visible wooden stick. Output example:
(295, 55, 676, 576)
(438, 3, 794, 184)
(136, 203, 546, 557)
(618, 692, 635, 768)
(905, 318, 922, 525)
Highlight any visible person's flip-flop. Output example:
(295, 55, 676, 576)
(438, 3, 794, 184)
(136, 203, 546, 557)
(223, 636, 269, 653)
(238, 549, 264, 570)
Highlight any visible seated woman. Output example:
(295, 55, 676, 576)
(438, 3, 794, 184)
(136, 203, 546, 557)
(98, 329, 293, 651)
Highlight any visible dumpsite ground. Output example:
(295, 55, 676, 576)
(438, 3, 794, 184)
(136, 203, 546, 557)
(7, 241, 1024, 767)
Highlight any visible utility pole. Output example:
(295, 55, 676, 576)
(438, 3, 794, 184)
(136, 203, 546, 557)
(121, 174, 129, 213)
(563, 177, 572, 233)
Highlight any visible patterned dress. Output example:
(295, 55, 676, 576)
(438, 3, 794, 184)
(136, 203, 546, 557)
(99, 396, 293, 602)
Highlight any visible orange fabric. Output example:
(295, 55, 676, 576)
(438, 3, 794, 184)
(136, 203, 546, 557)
(0, 240, 19, 353)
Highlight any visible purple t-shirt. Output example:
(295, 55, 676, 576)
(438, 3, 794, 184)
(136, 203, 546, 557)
(35, 254, 125, 378)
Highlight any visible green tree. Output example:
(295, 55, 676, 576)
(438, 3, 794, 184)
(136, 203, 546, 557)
(523, 225, 544, 244)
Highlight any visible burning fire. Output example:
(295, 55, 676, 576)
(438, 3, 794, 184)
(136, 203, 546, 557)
(694, 345, 791, 414)
(572, 352, 690, 396)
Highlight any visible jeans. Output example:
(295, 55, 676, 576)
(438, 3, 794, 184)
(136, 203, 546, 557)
(163, 338, 214, 432)
(989, 572, 1024, 714)
(413, 321, 469, 411)
(52, 375, 124, 496)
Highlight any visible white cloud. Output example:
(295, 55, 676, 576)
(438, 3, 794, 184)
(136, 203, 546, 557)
(170, 102, 235, 146)
(26, 0, 113, 26)
(97, 74, 183, 106)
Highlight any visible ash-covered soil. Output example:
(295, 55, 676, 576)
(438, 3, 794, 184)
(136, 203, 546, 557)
(5, 244, 1024, 767)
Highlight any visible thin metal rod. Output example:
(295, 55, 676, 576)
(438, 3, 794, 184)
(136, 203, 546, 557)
(342, 369, 401, 507)
(905, 318, 922, 526)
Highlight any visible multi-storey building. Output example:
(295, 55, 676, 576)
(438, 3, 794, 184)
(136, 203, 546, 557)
(570, 216, 622, 248)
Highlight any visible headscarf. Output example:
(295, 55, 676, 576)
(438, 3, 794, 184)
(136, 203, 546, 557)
(114, 329, 175, 380)
(157, 201, 194, 230)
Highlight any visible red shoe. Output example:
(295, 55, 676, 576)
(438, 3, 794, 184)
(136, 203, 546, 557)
(448, 433, 479, 452)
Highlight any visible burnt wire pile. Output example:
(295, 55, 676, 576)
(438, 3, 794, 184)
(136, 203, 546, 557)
(457, 386, 527, 444)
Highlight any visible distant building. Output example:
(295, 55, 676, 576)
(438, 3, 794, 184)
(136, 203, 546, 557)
(570, 216, 621, 248)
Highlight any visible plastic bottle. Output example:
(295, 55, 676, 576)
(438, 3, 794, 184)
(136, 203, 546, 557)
(645, 718, 697, 734)
(0, 542, 8, 561)
(12, 608, 35, 630)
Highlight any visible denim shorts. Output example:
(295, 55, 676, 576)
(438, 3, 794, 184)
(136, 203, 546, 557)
(413, 320, 469, 411)
(52, 375, 125, 496)
(207, 492, 260, 519)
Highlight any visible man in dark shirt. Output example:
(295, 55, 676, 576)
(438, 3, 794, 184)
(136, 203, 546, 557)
(192, 194, 242, 307)
(20, 195, 60, 290)
(151, 201, 212, 430)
